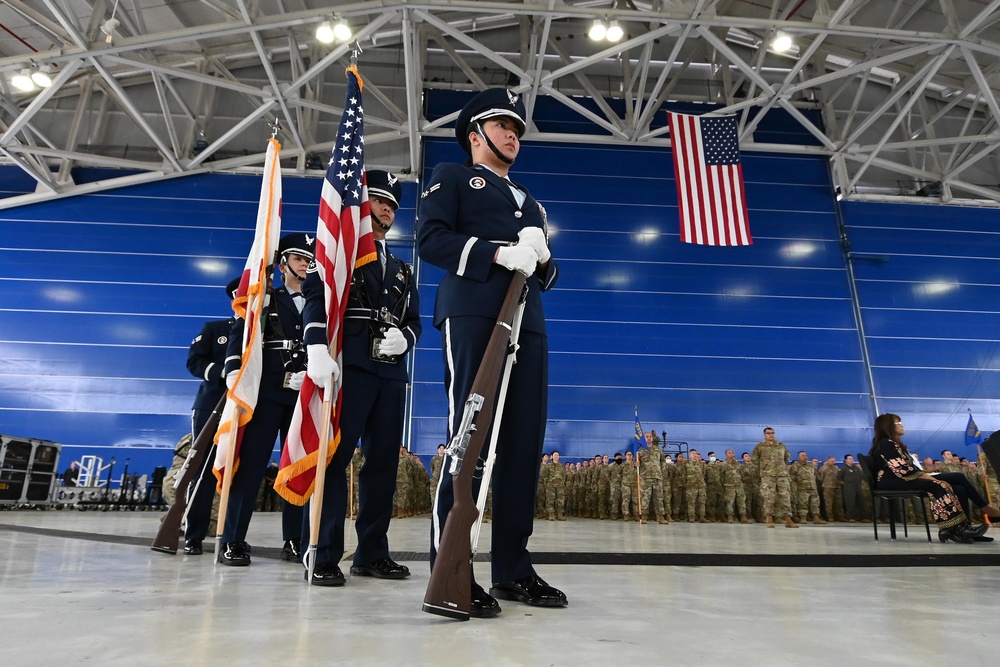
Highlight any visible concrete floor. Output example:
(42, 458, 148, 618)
(1, 510, 998, 666)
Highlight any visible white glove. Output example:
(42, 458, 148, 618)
(306, 344, 340, 390)
(225, 371, 238, 390)
(495, 245, 539, 276)
(287, 370, 306, 391)
(377, 327, 408, 357)
(517, 226, 551, 263)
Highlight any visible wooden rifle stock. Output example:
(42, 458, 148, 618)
(151, 394, 227, 554)
(422, 273, 527, 620)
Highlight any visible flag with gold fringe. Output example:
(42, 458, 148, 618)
(213, 137, 283, 489)
(275, 65, 376, 504)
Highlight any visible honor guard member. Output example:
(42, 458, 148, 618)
(217, 234, 310, 565)
(417, 87, 566, 617)
(301, 170, 421, 586)
(180, 278, 238, 555)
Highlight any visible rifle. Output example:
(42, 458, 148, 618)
(422, 272, 527, 621)
(151, 393, 226, 554)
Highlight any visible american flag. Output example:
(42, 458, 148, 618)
(274, 65, 376, 504)
(667, 112, 752, 246)
(213, 137, 283, 489)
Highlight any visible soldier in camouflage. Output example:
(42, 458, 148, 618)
(543, 451, 568, 520)
(751, 427, 798, 528)
(722, 449, 751, 523)
(790, 451, 826, 524)
(637, 431, 668, 524)
(621, 450, 638, 520)
(684, 450, 708, 522)
(609, 453, 623, 520)
(704, 452, 724, 522)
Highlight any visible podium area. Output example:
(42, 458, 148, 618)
(2, 510, 998, 665)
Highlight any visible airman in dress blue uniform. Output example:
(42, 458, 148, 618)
(300, 171, 422, 586)
(181, 278, 237, 555)
(216, 234, 309, 566)
(417, 87, 567, 617)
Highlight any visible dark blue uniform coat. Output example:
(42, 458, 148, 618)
(417, 162, 557, 584)
(301, 244, 421, 567)
(219, 286, 305, 545)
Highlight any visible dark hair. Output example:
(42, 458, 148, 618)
(870, 413, 904, 455)
(763, 427, 774, 434)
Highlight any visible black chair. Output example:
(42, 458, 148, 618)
(857, 453, 932, 542)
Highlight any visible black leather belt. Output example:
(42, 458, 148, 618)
(263, 340, 300, 350)
(345, 307, 401, 325)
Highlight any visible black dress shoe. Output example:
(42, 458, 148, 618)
(218, 542, 251, 566)
(470, 582, 501, 618)
(490, 575, 568, 608)
(350, 557, 410, 579)
(281, 539, 301, 562)
(973, 535, 995, 542)
(306, 563, 345, 587)
(183, 539, 203, 555)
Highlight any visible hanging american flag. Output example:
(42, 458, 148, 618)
(667, 111, 752, 246)
(275, 65, 376, 505)
(213, 137, 283, 489)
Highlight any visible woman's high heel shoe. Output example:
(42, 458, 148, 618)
(939, 523, 974, 544)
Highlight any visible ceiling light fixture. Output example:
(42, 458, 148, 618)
(333, 19, 352, 42)
(11, 69, 34, 92)
(316, 20, 335, 44)
(588, 19, 607, 41)
(606, 20, 624, 42)
(771, 32, 793, 53)
(31, 66, 53, 88)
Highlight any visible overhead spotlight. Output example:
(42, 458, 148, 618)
(588, 19, 607, 41)
(316, 20, 335, 44)
(11, 69, 34, 92)
(771, 31, 793, 53)
(333, 19, 352, 42)
(606, 20, 624, 42)
(31, 66, 53, 88)
(101, 17, 119, 44)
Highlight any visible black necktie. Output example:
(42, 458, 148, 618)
(377, 242, 386, 277)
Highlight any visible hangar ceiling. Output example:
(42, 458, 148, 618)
(0, 0, 999, 208)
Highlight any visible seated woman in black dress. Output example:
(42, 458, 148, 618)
(869, 413, 994, 543)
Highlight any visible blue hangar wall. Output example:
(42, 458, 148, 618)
(0, 167, 419, 474)
(2, 138, 998, 474)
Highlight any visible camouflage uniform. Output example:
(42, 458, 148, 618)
(818, 461, 843, 521)
(684, 458, 708, 521)
(349, 447, 364, 519)
(637, 443, 668, 522)
(608, 461, 623, 520)
(752, 439, 794, 523)
(705, 461, 724, 521)
(536, 459, 548, 518)
(789, 460, 822, 522)
(722, 458, 749, 522)
(741, 459, 762, 521)
(671, 458, 687, 521)
(621, 457, 639, 519)
(543, 459, 567, 519)
(659, 458, 673, 519)
(429, 453, 444, 501)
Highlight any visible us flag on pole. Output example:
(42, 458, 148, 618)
(667, 111, 752, 246)
(274, 65, 376, 505)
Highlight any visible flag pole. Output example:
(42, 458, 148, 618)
(305, 387, 335, 582)
(214, 403, 241, 562)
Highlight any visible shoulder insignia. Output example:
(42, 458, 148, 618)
(469, 176, 486, 190)
(420, 183, 442, 199)
(192, 335, 202, 344)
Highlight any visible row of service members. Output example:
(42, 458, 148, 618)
(531, 430, 999, 526)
